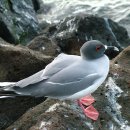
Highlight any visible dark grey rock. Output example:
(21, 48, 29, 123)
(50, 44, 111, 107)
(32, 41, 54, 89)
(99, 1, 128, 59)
(49, 15, 130, 58)
(0, 96, 46, 130)
(0, 39, 54, 130)
(0, 42, 53, 82)
(104, 46, 120, 59)
(27, 35, 60, 56)
(36, 0, 52, 14)
(6, 99, 92, 130)
(31, 0, 40, 12)
(0, 0, 39, 44)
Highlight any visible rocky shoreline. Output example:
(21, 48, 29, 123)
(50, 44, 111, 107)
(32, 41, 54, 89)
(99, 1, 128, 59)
(0, 0, 130, 130)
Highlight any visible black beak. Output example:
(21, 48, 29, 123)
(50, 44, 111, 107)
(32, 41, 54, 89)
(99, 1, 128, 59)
(104, 45, 120, 59)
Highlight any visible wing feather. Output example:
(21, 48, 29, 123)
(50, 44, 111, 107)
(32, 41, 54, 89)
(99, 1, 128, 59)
(16, 53, 80, 88)
(29, 73, 101, 97)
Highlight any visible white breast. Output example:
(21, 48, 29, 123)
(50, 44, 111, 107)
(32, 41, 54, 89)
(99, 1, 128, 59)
(67, 55, 109, 100)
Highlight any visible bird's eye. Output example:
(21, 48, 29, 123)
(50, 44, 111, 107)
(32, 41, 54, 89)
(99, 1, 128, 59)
(96, 45, 102, 51)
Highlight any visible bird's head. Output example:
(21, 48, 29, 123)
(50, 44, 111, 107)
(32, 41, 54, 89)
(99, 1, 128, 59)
(80, 40, 105, 60)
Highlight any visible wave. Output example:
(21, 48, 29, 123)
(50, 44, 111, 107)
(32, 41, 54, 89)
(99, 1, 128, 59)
(39, 0, 130, 35)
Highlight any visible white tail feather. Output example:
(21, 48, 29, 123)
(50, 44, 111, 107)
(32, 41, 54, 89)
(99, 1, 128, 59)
(0, 96, 14, 98)
(0, 82, 16, 86)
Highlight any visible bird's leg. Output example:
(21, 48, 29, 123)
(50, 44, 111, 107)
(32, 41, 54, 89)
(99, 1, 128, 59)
(77, 95, 99, 120)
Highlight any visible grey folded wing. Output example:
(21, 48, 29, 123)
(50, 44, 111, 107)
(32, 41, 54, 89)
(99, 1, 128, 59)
(15, 53, 80, 88)
(16, 72, 101, 97)
(12, 53, 102, 98)
(15, 69, 47, 88)
(39, 73, 101, 98)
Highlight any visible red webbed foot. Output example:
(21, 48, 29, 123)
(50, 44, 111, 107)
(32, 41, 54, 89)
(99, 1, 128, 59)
(77, 95, 99, 120)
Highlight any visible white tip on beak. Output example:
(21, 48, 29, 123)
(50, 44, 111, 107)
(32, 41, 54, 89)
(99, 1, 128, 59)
(113, 47, 119, 52)
(104, 45, 108, 50)
(104, 45, 119, 52)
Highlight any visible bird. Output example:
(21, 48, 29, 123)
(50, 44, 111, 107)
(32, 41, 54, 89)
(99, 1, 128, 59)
(0, 40, 109, 120)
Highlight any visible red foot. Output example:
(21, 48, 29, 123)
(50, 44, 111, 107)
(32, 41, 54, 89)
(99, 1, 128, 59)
(79, 95, 95, 106)
(78, 95, 99, 120)
(84, 105, 99, 120)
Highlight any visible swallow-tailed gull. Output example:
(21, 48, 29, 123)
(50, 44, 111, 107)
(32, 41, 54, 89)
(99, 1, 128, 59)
(0, 40, 110, 120)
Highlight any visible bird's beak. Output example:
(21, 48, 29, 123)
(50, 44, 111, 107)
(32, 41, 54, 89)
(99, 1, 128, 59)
(104, 45, 120, 59)
(104, 45, 108, 50)
(104, 45, 119, 52)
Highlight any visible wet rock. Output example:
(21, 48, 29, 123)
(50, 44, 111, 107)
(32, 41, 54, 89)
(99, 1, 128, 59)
(110, 46, 130, 124)
(6, 99, 94, 130)
(0, 96, 46, 130)
(0, 0, 39, 44)
(112, 46, 130, 70)
(36, 0, 52, 31)
(32, 0, 51, 14)
(0, 42, 53, 82)
(0, 40, 54, 129)
(32, 0, 40, 12)
(36, 0, 52, 17)
(0, 38, 10, 45)
(27, 35, 60, 56)
(39, 21, 52, 32)
(49, 15, 130, 58)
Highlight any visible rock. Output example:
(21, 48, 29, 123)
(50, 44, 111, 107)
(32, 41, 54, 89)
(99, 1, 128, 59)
(49, 15, 130, 58)
(36, 0, 52, 17)
(0, 38, 10, 45)
(6, 47, 130, 130)
(0, 96, 46, 130)
(0, 0, 39, 44)
(110, 46, 130, 123)
(112, 46, 130, 70)
(0, 43, 53, 82)
(0, 40, 54, 129)
(6, 99, 94, 130)
(27, 35, 60, 56)
(94, 46, 130, 129)
(31, 0, 40, 12)
(36, 0, 52, 31)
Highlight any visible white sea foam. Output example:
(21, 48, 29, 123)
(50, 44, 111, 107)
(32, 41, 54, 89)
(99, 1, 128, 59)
(38, 0, 130, 36)
(0, 82, 15, 86)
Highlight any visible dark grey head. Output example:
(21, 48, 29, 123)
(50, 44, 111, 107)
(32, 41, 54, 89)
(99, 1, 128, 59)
(80, 40, 105, 60)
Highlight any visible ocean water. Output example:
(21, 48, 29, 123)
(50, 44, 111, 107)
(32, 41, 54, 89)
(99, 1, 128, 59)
(39, 0, 130, 35)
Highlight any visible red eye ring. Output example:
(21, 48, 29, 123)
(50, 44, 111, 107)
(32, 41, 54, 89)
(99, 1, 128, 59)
(96, 45, 102, 51)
